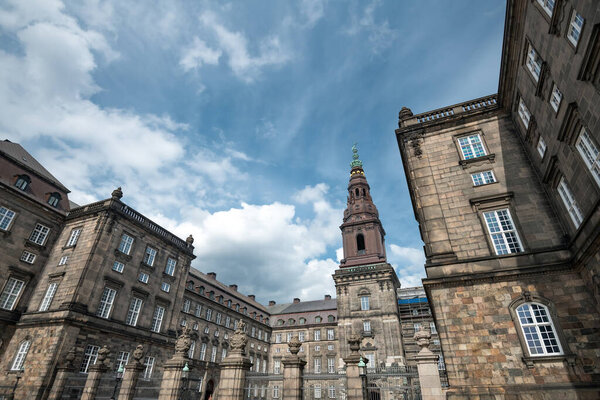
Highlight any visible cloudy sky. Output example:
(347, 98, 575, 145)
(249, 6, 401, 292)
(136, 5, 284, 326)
(0, 0, 505, 304)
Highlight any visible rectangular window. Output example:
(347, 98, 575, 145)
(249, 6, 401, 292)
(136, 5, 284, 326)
(195, 304, 202, 317)
(188, 341, 196, 358)
(575, 128, 600, 187)
(118, 234, 134, 255)
(29, 223, 50, 245)
(143, 356, 155, 379)
(274, 359, 281, 374)
(161, 282, 170, 293)
(314, 358, 321, 373)
(58, 255, 69, 266)
(314, 330, 321, 341)
(315, 345, 320, 351)
(151, 305, 165, 332)
(80, 345, 99, 373)
(165, 257, 177, 276)
(138, 272, 149, 284)
(328, 386, 336, 399)
(430, 322, 437, 334)
(0, 278, 25, 310)
(483, 209, 524, 255)
(327, 344, 334, 351)
(275, 333, 282, 343)
(567, 10, 584, 46)
(197, 377, 204, 393)
(39, 282, 58, 311)
(143, 246, 157, 266)
(11, 341, 30, 371)
(211, 346, 217, 362)
(125, 297, 143, 326)
(327, 357, 335, 373)
(414, 322, 421, 332)
(536, 0, 554, 17)
(286, 332, 292, 342)
(458, 134, 487, 160)
(222, 348, 227, 361)
(298, 331, 305, 342)
(327, 329, 334, 340)
(183, 299, 191, 313)
(216, 313, 222, 325)
(314, 384, 322, 399)
(526, 43, 542, 82)
(20, 251, 36, 264)
(363, 321, 371, 332)
(200, 343, 207, 360)
(96, 287, 117, 318)
(116, 351, 130, 371)
(66, 228, 81, 247)
(206, 308, 212, 320)
(360, 296, 370, 311)
(365, 353, 375, 368)
(518, 97, 531, 128)
(471, 170, 496, 186)
(112, 261, 124, 273)
(558, 177, 584, 228)
(273, 385, 280, 398)
(550, 84, 562, 112)
(0, 207, 16, 230)
(225, 316, 231, 327)
(537, 136, 547, 158)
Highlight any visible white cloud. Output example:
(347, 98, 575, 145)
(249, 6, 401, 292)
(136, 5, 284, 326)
(344, 0, 397, 54)
(388, 244, 426, 288)
(180, 36, 222, 71)
(300, 0, 326, 27)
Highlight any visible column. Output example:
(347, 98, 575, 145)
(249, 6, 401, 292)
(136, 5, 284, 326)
(158, 328, 193, 400)
(282, 336, 306, 400)
(47, 350, 76, 400)
(217, 320, 252, 400)
(343, 333, 365, 400)
(118, 345, 146, 400)
(81, 345, 110, 400)
(414, 329, 444, 400)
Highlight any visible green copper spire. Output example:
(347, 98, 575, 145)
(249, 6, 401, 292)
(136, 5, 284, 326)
(350, 142, 363, 168)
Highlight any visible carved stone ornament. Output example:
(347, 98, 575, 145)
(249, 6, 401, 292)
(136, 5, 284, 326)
(414, 328, 431, 350)
(60, 348, 76, 368)
(347, 332, 362, 353)
(97, 345, 111, 366)
(288, 336, 301, 355)
(133, 345, 144, 363)
(111, 187, 123, 200)
(175, 327, 192, 355)
(229, 320, 248, 354)
(186, 234, 194, 245)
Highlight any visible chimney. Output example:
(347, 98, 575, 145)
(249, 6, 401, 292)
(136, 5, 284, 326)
(269, 300, 276, 306)
(207, 272, 217, 280)
(229, 284, 238, 291)
(293, 298, 300, 304)
(324, 294, 332, 300)
(248, 295, 255, 300)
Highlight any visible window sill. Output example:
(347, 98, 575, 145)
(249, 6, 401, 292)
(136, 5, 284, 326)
(459, 153, 495, 169)
(113, 249, 132, 262)
(62, 244, 77, 250)
(522, 354, 576, 369)
(0, 229, 11, 237)
(140, 262, 154, 270)
(24, 240, 46, 251)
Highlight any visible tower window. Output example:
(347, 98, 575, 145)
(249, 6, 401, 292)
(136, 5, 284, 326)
(47, 192, 61, 207)
(362, 188, 366, 196)
(355, 188, 360, 196)
(15, 175, 31, 191)
(356, 233, 366, 254)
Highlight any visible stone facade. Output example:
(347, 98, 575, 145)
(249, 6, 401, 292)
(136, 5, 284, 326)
(395, 0, 600, 398)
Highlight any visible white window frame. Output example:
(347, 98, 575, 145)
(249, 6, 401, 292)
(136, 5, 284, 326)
(183, 299, 191, 313)
(360, 296, 370, 311)
(66, 228, 81, 247)
(457, 134, 487, 160)
(11, 340, 31, 371)
(314, 330, 321, 341)
(516, 302, 563, 356)
(200, 343, 207, 360)
(188, 340, 196, 358)
(216, 313, 222, 325)
(430, 322, 437, 334)
(537, 136, 547, 158)
(557, 177, 584, 228)
(518, 97, 531, 129)
(328, 385, 336, 398)
(143, 246, 157, 266)
(151, 305, 165, 332)
(549, 84, 562, 113)
(526, 43, 542, 82)
(161, 282, 170, 293)
(314, 358, 321, 374)
(314, 384, 322, 399)
(125, 297, 143, 326)
(29, 223, 50, 245)
(206, 308, 212, 320)
(327, 328, 334, 340)
(273, 385, 280, 398)
(471, 170, 496, 186)
(275, 333, 282, 343)
(112, 261, 124, 273)
(536, 0, 555, 16)
(80, 345, 99, 373)
(483, 209, 524, 255)
(138, 272, 149, 284)
(165, 257, 176, 276)
(274, 359, 281, 374)
(0, 207, 16, 231)
(143, 356, 155, 379)
(58, 256, 69, 266)
(567, 10, 584, 47)
(20, 250, 36, 264)
(116, 351, 130, 371)
(327, 357, 335, 373)
(118, 233, 134, 255)
(575, 128, 600, 187)
(0, 277, 25, 310)
(39, 282, 58, 311)
(96, 287, 117, 319)
(363, 320, 371, 332)
(365, 353, 375, 368)
(211, 346, 217, 363)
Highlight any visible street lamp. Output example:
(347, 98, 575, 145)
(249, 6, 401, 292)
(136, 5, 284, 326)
(179, 362, 190, 400)
(358, 357, 367, 400)
(110, 365, 124, 400)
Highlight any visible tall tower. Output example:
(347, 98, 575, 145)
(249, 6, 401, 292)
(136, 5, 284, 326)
(333, 145, 405, 366)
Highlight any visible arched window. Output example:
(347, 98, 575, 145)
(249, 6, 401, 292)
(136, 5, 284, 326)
(356, 234, 366, 254)
(277, 319, 285, 326)
(355, 188, 360, 196)
(288, 318, 295, 325)
(48, 192, 61, 207)
(14, 175, 30, 191)
(209, 291, 215, 300)
(315, 316, 322, 323)
(327, 315, 335, 323)
(235, 304, 240, 312)
(186, 281, 194, 290)
(515, 303, 562, 356)
(198, 286, 205, 295)
(11, 340, 31, 371)
(227, 299, 232, 308)
(299, 317, 306, 324)
(362, 188, 366, 196)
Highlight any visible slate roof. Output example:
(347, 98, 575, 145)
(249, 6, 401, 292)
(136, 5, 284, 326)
(267, 298, 337, 315)
(0, 140, 69, 192)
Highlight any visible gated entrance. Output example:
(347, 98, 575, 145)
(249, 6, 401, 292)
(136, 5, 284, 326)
(365, 365, 421, 400)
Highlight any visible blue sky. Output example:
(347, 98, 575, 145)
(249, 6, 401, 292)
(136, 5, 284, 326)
(0, 0, 505, 303)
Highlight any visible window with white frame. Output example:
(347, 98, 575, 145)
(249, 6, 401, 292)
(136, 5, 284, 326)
(0, 207, 16, 230)
(165, 257, 176, 276)
(200, 343, 207, 360)
(96, 287, 117, 318)
(216, 313, 222, 325)
(483, 209, 524, 255)
(80, 345, 99, 373)
(161, 282, 170, 293)
(29, 223, 50, 245)
(143, 246, 157, 266)
(15, 175, 30, 190)
(118, 233, 134, 255)
(125, 297, 143, 326)
(327, 328, 334, 340)
(255, 357, 260, 372)
(273, 385, 280, 398)
(526, 43, 543, 82)
(204, 326, 210, 334)
(112, 261, 124, 273)
(183, 299, 191, 313)
(275, 333, 282, 343)
(537, 136, 547, 158)
(327, 344, 334, 351)
(11, 340, 31, 371)
(206, 308, 212, 320)
(430, 322, 437, 334)
(567, 10, 584, 46)
(151, 305, 165, 332)
(328, 385, 336, 398)
(314, 384, 322, 399)
(274, 359, 281, 374)
(196, 377, 204, 393)
(222, 348, 227, 361)
(58, 256, 69, 266)
(211, 346, 217, 362)
(188, 340, 196, 358)
(138, 272, 149, 284)
(549, 84, 562, 112)
(536, 0, 555, 16)
(20, 251, 36, 264)
(516, 303, 562, 355)
(39, 282, 58, 311)
(48, 193, 61, 207)
(314, 358, 321, 373)
(575, 128, 600, 187)
(314, 330, 321, 341)
(365, 353, 375, 368)
(414, 322, 421, 332)
(471, 171, 496, 186)
(327, 357, 335, 373)
(458, 134, 487, 160)
(0, 277, 25, 310)
(66, 228, 81, 247)
(195, 304, 202, 317)
(143, 356, 155, 379)
(181, 319, 187, 327)
(360, 295, 370, 310)
(116, 351, 130, 371)
(315, 345, 320, 351)
(518, 97, 531, 128)
(558, 177, 584, 228)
